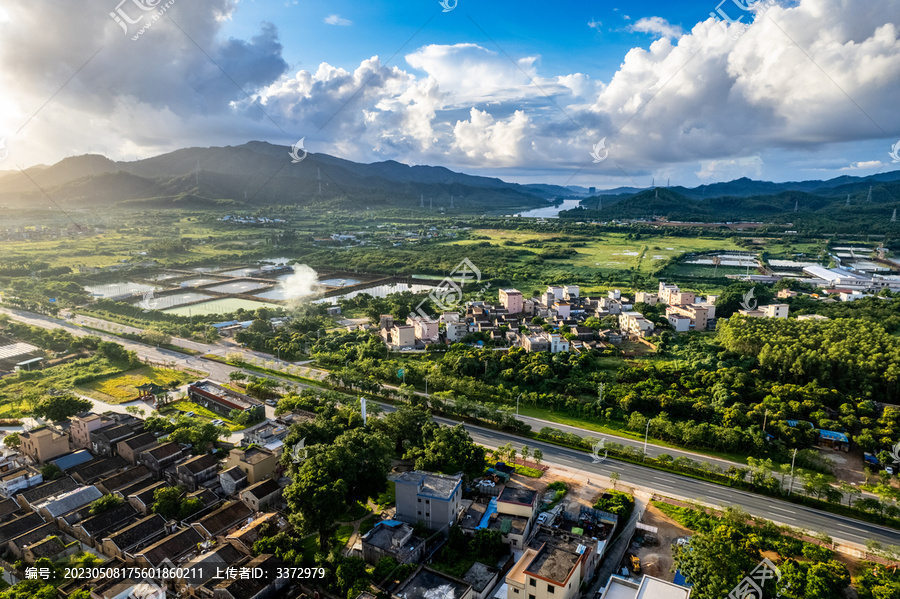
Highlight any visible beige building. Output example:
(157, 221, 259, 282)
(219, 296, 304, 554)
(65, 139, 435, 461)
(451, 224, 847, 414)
(69, 413, 112, 450)
(19, 428, 69, 464)
(635, 292, 659, 306)
(665, 303, 715, 332)
(408, 316, 439, 343)
(507, 546, 584, 599)
(738, 303, 789, 319)
(391, 325, 416, 349)
(224, 446, 279, 485)
(500, 289, 524, 314)
(619, 311, 653, 337)
(658, 282, 695, 306)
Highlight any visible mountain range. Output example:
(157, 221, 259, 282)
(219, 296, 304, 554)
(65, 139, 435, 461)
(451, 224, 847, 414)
(1, 142, 899, 220)
(0, 142, 574, 211)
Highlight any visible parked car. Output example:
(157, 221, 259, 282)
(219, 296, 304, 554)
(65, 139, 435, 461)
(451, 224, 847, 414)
(185, 411, 195, 418)
(210, 419, 224, 426)
(886, 465, 895, 476)
(265, 399, 277, 406)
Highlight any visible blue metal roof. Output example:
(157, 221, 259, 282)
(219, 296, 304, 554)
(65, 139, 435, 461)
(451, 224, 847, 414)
(818, 429, 849, 443)
(50, 450, 93, 471)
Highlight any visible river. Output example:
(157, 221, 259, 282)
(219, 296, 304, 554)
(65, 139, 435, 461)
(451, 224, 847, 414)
(517, 198, 583, 218)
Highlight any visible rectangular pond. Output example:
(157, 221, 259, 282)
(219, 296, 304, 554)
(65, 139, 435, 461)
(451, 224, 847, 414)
(149, 291, 213, 309)
(207, 281, 272, 294)
(162, 297, 281, 317)
(177, 278, 222, 287)
(319, 278, 363, 286)
(218, 267, 259, 278)
(313, 283, 436, 303)
(85, 282, 158, 298)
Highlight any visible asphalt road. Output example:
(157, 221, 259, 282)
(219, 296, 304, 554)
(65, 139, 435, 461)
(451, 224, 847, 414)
(4, 308, 896, 548)
(438, 417, 900, 548)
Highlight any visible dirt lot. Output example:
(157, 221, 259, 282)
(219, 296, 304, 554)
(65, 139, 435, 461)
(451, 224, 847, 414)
(630, 503, 693, 582)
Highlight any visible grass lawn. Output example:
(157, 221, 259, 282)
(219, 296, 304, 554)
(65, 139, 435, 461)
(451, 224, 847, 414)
(78, 366, 195, 403)
(334, 524, 354, 548)
(374, 481, 396, 509)
(337, 501, 370, 522)
(359, 514, 380, 536)
(162, 400, 244, 432)
(513, 464, 543, 478)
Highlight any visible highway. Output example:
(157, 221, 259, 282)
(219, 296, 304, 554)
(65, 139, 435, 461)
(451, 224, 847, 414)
(3, 307, 897, 548)
(439, 417, 900, 548)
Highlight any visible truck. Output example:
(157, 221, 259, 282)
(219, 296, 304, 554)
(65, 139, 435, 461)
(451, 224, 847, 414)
(864, 452, 880, 467)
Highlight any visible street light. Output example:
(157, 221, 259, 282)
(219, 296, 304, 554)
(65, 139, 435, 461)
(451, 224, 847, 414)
(516, 393, 522, 416)
(643, 418, 654, 461)
(425, 375, 430, 395)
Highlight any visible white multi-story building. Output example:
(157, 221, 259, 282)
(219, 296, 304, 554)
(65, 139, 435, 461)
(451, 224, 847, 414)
(445, 322, 469, 343)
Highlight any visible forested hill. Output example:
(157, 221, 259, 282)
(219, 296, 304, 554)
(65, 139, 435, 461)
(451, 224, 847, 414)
(0, 142, 573, 212)
(560, 176, 900, 233)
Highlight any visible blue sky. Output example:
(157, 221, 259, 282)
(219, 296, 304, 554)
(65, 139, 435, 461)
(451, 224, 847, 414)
(221, 1, 658, 83)
(0, 0, 898, 188)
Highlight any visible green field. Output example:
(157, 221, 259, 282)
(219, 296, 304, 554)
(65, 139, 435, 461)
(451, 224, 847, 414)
(162, 400, 244, 431)
(78, 366, 197, 403)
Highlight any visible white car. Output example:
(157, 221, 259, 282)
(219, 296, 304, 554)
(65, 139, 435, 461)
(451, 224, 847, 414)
(886, 466, 895, 476)
(210, 419, 224, 426)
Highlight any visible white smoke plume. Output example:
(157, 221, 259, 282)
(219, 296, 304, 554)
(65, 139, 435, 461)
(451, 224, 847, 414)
(278, 264, 322, 306)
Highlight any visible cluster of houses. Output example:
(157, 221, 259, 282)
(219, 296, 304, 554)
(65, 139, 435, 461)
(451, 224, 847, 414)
(379, 286, 621, 352)
(357, 469, 691, 599)
(0, 224, 96, 242)
(0, 402, 314, 599)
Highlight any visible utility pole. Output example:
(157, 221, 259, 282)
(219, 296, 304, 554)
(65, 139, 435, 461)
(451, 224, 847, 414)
(788, 448, 798, 494)
(516, 393, 522, 416)
(425, 376, 430, 395)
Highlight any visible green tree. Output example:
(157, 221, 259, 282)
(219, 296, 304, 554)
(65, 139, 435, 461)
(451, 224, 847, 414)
(142, 329, 172, 346)
(470, 529, 505, 562)
(533, 448, 543, 466)
(3, 433, 19, 448)
(40, 463, 62, 481)
(89, 494, 123, 515)
(373, 404, 431, 456)
(372, 556, 399, 584)
(32, 395, 92, 421)
(0, 580, 58, 599)
(406, 423, 486, 482)
(335, 557, 368, 598)
(151, 486, 185, 519)
(673, 525, 762, 599)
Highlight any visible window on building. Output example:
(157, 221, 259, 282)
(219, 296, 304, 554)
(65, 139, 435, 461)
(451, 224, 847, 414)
(418, 498, 421, 502)
(529, 595, 535, 599)
(425, 499, 429, 504)
(417, 511, 421, 515)
(529, 580, 536, 587)
(425, 513, 430, 517)
(547, 586, 554, 594)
